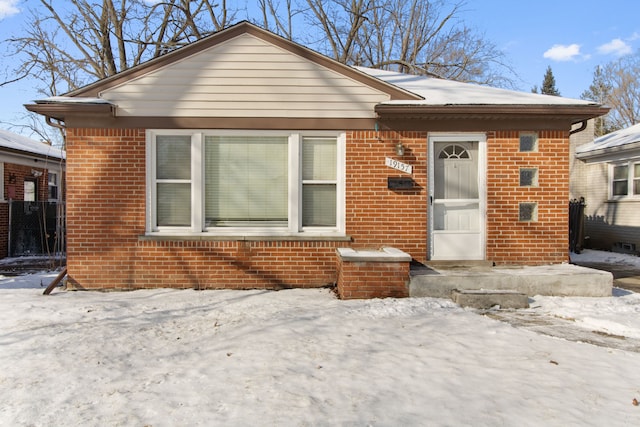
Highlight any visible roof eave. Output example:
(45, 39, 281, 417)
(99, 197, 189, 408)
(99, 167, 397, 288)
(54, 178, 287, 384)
(375, 104, 610, 122)
(576, 140, 640, 161)
(24, 103, 115, 122)
(0, 145, 65, 162)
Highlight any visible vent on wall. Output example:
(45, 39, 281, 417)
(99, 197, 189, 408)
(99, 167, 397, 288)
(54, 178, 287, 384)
(612, 242, 637, 254)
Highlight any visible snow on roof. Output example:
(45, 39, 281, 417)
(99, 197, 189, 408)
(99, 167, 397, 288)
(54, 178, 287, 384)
(0, 129, 65, 160)
(356, 66, 599, 106)
(35, 96, 113, 105)
(576, 122, 640, 155)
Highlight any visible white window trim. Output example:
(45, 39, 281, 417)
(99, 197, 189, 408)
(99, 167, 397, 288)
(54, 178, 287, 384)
(146, 130, 346, 237)
(609, 160, 640, 200)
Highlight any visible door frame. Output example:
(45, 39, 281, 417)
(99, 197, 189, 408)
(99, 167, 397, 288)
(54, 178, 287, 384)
(428, 133, 487, 261)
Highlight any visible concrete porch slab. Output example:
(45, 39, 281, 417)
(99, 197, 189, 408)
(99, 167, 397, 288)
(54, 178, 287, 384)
(451, 289, 529, 309)
(410, 263, 613, 298)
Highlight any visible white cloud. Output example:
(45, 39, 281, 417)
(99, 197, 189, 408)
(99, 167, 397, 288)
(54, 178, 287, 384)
(0, 0, 19, 19)
(543, 44, 582, 61)
(597, 38, 633, 56)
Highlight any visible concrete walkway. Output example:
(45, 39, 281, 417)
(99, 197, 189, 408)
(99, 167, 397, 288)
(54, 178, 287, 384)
(467, 260, 640, 353)
(410, 262, 613, 298)
(483, 305, 640, 353)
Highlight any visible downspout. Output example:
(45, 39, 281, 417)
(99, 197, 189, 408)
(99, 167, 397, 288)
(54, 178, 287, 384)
(569, 120, 588, 135)
(7, 200, 12, 257)
(45, 116, 66, 131)
(43, 115, 67, 268)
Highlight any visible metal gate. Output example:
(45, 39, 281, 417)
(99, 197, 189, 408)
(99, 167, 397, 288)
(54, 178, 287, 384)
(569, 198, 586, 254)
(8, 201, 65, 257)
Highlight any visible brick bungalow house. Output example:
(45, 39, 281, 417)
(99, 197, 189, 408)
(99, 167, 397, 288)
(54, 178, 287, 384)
(25, 22, 607, 298)
(0, 129, 65, 258)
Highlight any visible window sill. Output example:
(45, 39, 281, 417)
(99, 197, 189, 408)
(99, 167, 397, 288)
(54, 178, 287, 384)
(607, 198, 640, 203)
(139, 233, 353, 242)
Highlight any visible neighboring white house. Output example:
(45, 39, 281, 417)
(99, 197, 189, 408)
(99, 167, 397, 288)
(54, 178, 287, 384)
(574, 123, 640, 253)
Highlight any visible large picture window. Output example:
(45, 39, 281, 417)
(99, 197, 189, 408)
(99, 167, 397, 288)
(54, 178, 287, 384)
(610, 161, 640, 198)
(147, 131, 345, 235)
(205, 136, 288, 227)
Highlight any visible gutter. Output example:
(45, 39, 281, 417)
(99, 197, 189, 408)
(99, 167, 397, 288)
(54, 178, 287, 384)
(570, 120, 588, 135)
(374, 104, 609, 120)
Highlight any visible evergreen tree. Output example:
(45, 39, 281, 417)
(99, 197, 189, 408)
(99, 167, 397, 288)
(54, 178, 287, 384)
(532, 66, 561, 95)
(540, 66, 561, 96)
(581, 65, 614, 136)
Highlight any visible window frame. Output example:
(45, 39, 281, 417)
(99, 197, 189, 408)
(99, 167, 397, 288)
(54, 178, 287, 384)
(519, 167, 538, 187)
(146, 130, 346, 237)
(518, 202, 538, 222)
(519, 132, 538, 153)
(609, 160, 640, 200)
(48, 171, 59, 201)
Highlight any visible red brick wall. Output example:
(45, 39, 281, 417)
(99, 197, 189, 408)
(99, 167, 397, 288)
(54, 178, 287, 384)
(346, 130, 428, 263)
(3, 163, 48, 201)
(64, 128, 570, 290)
(64, 128, 350, 290)
(486, 131, 570, 265)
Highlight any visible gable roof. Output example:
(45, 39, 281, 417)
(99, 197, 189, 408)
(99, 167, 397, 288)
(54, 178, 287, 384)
(0, 129, 65, 161)
(576, 123, 640, 160)
(25, 21, 608, 130)
(67, 21, 418, 102)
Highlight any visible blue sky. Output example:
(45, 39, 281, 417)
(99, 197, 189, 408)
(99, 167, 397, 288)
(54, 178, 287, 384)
(0, 0, 639, 137)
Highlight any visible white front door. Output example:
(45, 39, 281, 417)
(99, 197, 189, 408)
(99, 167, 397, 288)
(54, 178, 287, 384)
(429, 134, 486, 260)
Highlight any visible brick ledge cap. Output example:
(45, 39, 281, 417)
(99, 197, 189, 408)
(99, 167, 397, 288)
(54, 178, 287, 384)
(337, 247, 411, 262)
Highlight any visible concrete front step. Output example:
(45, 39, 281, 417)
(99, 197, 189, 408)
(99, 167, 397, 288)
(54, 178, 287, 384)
(410, 263, 613, 298)
(451, 289, 529, 309)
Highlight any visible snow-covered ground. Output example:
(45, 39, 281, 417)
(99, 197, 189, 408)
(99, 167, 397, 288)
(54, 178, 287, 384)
(1, 250, 640, 426)
(572, 249, 640, 268)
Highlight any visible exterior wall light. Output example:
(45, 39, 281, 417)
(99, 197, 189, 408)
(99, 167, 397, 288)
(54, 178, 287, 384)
(395, 142, 405, 156)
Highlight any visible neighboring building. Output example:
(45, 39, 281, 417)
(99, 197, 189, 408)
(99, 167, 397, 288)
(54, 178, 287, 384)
(569, 119, 596, 201)
(25, 22, 607, 296)
(574, 123, 640, 254)
(0, 129, 65, 258)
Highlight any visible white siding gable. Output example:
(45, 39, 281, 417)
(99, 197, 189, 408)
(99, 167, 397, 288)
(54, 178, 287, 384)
(101, 34, 389, 118)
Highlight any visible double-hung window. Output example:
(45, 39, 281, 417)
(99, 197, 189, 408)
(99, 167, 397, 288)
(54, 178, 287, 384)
(610, 161, 640, 199)
(48, 172, 59, 201)
(147, 131, 345, 235)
